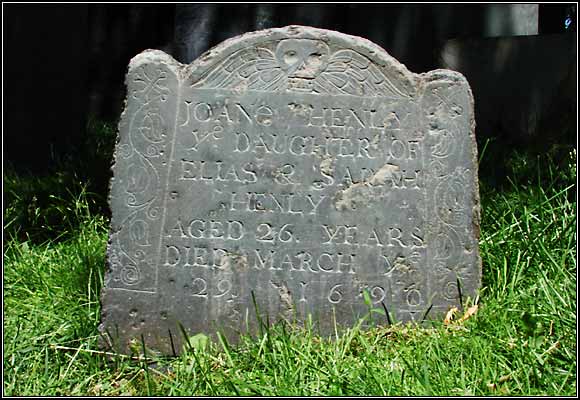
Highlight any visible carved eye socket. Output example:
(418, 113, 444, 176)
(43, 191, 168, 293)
(306, 53, 323, 68)
(283, 50, 299, 65)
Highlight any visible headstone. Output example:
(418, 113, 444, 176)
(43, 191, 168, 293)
(99, 25, 481, 355)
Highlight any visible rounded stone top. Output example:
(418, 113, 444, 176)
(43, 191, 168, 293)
(129, 25, 429, 97)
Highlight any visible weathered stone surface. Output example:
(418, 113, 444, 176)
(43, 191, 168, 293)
(99, 25, 481, 355)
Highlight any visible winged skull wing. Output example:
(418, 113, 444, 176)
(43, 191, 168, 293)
(314, 50, 409, 98)
(193, 47, 286, 91)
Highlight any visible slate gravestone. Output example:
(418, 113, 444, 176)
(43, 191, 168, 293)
(99, 25, 481, 355)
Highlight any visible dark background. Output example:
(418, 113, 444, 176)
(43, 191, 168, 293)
(3, 4, 577, 175)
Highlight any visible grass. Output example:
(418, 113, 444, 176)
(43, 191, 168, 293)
(3, 127, 577, 395)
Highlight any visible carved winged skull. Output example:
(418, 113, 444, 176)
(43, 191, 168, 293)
(194, 39, 408, 98)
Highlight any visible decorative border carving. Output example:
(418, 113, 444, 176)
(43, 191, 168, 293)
(422, 78, 479, 310)
(106, 63, 177, 292)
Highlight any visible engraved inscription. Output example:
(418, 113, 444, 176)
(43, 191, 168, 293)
(100, 26, 481, 356)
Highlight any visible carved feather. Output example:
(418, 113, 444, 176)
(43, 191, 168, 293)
(315, 50, 408, 98)
(194, 47, 286, 91)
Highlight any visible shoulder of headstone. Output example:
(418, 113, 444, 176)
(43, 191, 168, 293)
(421, 68, 471, 86)
(128, 49, 183, 75)
(420, 68, 475, 107)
